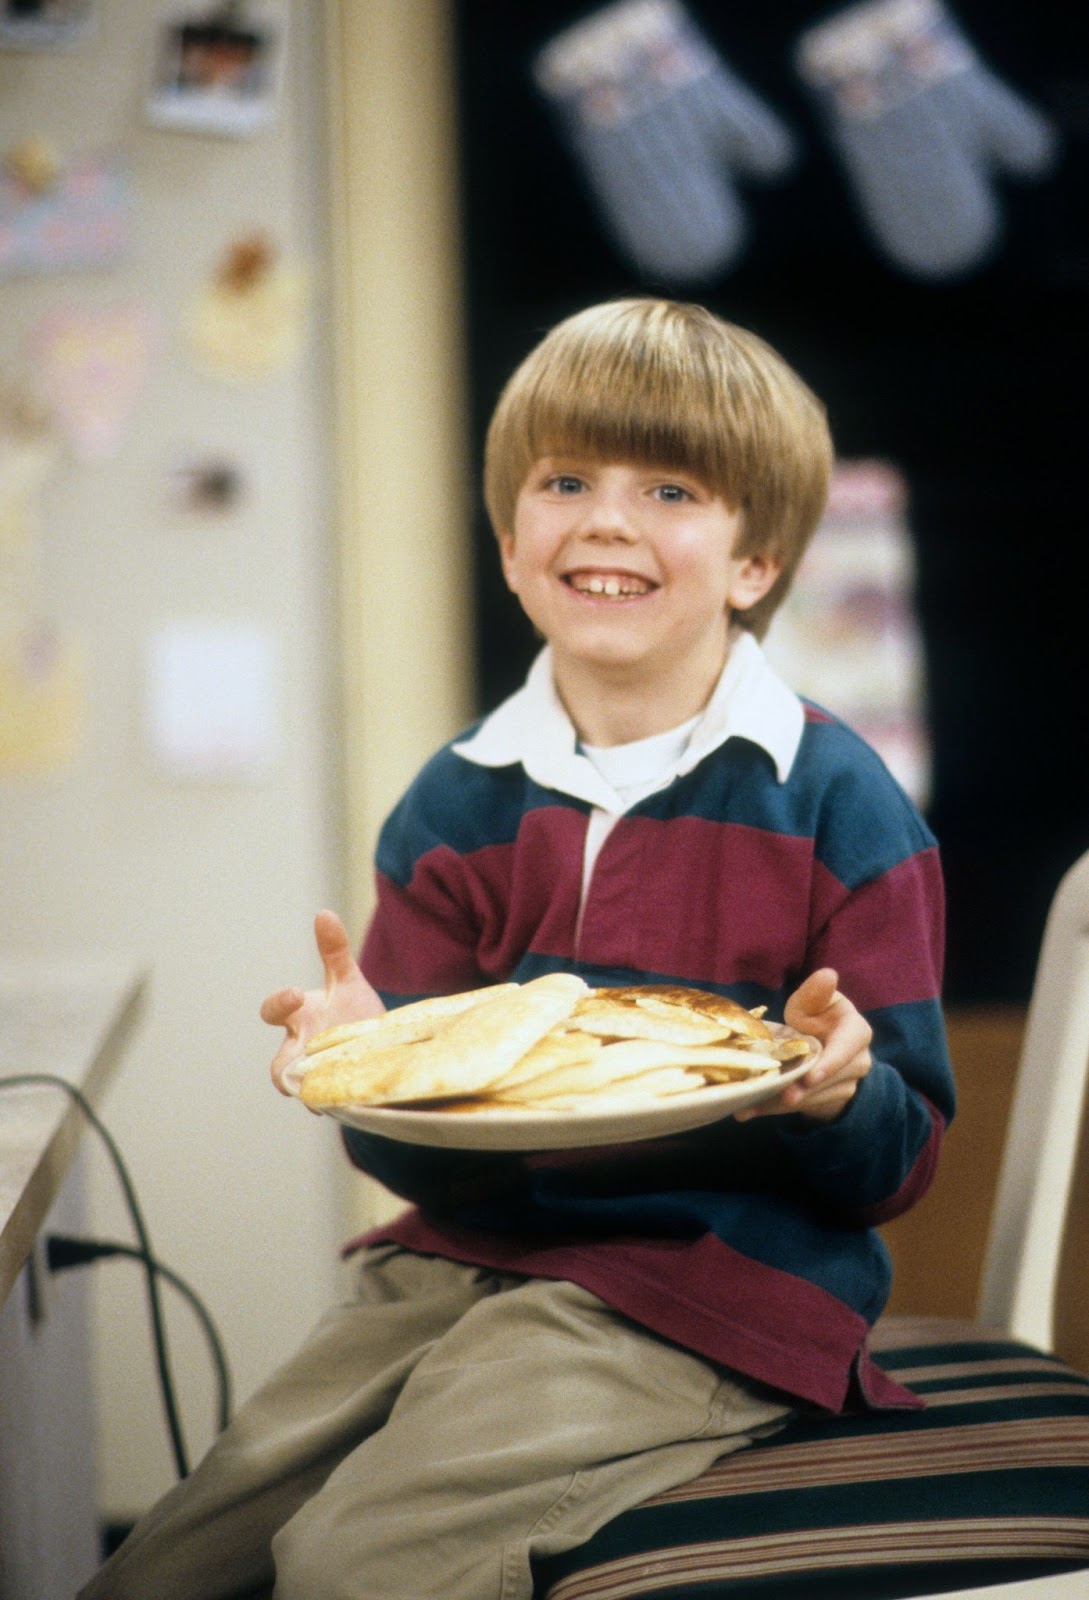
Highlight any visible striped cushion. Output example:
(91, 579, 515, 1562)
(534, 1317, 1089, 1599)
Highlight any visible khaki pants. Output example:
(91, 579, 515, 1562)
(79, 1246, 792, 1600)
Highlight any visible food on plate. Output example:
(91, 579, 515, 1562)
(299, 973, 589, 1108)
(559, 985, 773, 1046)
(298, 984, 520, 1058)
(298, 977, 818, 1116)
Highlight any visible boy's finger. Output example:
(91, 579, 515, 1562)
(313, 909, 358, 982)
(735, 1077, 807, 1119)
(271, 1038, 313, 1100)
(260, 986, 305, 1027)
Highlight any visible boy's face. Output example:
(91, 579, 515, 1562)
(499, 457, 780, 722)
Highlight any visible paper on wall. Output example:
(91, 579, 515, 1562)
(33, 302, 157, 463)
(0, 402, 84, 777)
(0, 617, 85, 776)
(144, 619, 280, 781)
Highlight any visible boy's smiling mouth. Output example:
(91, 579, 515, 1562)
(563, 569, 657, 598)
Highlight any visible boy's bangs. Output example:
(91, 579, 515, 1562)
(524, 353, 733, 490)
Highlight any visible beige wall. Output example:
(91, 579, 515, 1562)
(0, 2, 342, 1517)
(0, 0, 471, 1517)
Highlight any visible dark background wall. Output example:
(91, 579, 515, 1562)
(453, 1, 1089, 1005)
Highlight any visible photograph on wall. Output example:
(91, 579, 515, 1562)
(146, 8, 283, 136)
(0, 0, 95, 49)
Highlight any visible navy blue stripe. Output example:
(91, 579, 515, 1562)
(875, 1341, 1089, 1374)
(627, 712, 937, 892)
(374, 743, 589, 887)
(375, 712, 936, 898)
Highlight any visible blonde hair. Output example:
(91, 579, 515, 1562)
(483, 298, 833, 637)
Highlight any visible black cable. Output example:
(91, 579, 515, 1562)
(0, 1073, 191, 1478)
(47, 1234, 232, 1434)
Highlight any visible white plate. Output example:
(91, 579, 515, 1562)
(322, 1049, 818, 1152)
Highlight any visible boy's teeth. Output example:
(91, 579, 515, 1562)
(573, 575, 647, 596)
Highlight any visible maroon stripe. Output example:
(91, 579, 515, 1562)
(362, 871, 489, 993)
(481, 808, 585, 966)
(808, 848, 945, 1010)
(366, 814, 942, 1010)
(651, 1418, 1089, 1501)
(920, 1380, 1089, 1407)
(363, 807, 588, 990)
(574, 816, 813, 987)
(544, 1521, 1089, 1598)
(869, 1314, 1004, 1351)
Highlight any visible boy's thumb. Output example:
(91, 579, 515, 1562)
(786, 967, 839, 1025)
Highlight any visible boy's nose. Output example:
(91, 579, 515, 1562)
(577, 487, 636, 540)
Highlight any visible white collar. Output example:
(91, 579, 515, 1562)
(453, 632, 804, 814)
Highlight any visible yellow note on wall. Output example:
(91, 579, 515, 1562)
(0, 619, 85, 777)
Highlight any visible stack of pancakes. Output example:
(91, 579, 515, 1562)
(298, 974, 816, 1115)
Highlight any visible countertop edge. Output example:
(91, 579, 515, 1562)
(0, 965, 149, 1305)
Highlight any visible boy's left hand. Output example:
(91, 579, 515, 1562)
(734, 968, 872, 1123)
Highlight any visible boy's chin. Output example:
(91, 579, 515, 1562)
(552, 639, 658, 674)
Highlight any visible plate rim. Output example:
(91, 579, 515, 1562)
(320, 1047, 818, 1151)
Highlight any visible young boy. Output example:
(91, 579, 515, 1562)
(82, 299, 953, 1600)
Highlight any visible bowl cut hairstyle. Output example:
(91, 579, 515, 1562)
(483, 299, 834, 638)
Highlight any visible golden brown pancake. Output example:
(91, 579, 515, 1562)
(298, 977, 816, 1114)
(299, 973, 588, 1108)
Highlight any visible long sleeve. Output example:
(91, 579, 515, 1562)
(772, 710, 953, 1220)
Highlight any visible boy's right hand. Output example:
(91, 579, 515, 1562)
(261, 909, 385, 1096)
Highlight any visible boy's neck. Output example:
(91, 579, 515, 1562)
(552, 632, 734, 748)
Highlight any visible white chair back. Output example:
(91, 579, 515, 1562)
(978, 848, 1089, 1348)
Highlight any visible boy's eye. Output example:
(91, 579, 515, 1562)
(548, 475, 585, 494)
(655, 483, 691, 502)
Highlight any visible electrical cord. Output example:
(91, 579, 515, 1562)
(0, 1073, 231, 1478)
(47, 1233, 232, 1434)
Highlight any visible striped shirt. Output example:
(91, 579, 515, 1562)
(346, 635, 955, 1412)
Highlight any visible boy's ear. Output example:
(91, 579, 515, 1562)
(728, 552, 782, 614)
(497, 529, 519, 593)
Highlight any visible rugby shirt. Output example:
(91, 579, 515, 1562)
(345, 635, 955, 1413)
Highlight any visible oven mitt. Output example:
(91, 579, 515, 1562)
(533, 0, 797, 284)
(795, 0, 1058, 279)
